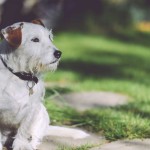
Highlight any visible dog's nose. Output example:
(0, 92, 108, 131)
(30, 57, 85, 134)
(54, 50, 62, 59)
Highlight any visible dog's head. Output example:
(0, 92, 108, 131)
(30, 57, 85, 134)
(1, 19, 62, 73)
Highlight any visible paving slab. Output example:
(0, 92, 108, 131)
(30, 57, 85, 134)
(39, 134, 105, 150)
(91, 139, 150, 150)
(54, 92, 128, 111)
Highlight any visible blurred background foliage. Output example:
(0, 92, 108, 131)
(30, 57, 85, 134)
(58, 0, 150, 33)
(0, 0, 150, 33)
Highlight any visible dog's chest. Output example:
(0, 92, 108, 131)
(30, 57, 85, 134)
(1, 74, 44, 102)
(0, 71, 44, 128)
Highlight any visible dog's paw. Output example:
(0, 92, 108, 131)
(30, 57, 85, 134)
(13, 146, 33, 150)
(13, 139, 33, 150)
(13, 145, 33, 150)
(30, 139, 41, 150)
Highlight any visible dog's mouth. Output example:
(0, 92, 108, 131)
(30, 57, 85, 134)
(49, 59, 59, 64)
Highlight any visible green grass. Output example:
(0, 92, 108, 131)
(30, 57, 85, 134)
(44, 32, 150, 141)
(58, 144, 94, 150)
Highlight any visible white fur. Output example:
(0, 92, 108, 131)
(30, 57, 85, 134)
(0, 22, 88, 150)
(46, 126, 89, 139)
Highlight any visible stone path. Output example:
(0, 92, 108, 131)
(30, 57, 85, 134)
(91, 139, 150, 150)
(39, 138, 150, 150)
(39, 133, 105, 150)
(53, 92, 128, 111)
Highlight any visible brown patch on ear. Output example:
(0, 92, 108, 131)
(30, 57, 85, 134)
(6, 27, 22, 48)
(31, 19, 45, 27)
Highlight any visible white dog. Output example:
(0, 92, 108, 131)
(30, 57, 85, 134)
(0, 20, 88, 150)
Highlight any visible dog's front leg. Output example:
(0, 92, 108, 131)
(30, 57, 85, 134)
(13, 104, 49, 150)
(29, 104, 50, 149)
(12, 108, 36, 150)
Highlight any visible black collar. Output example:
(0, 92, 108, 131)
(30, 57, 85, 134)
(0, 56, 38, 84)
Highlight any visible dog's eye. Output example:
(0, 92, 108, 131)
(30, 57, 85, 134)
(31, 38, 39, 42)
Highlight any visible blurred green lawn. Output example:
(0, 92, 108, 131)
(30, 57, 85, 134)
(44, 32, 150, 141)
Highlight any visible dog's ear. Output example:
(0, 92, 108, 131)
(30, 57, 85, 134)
(1, 25, 22, 48)
(31, 19, 45, 27)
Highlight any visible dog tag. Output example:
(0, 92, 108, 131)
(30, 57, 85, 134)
(27, 81, 35, 96)
(29, 88, 34, 96)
